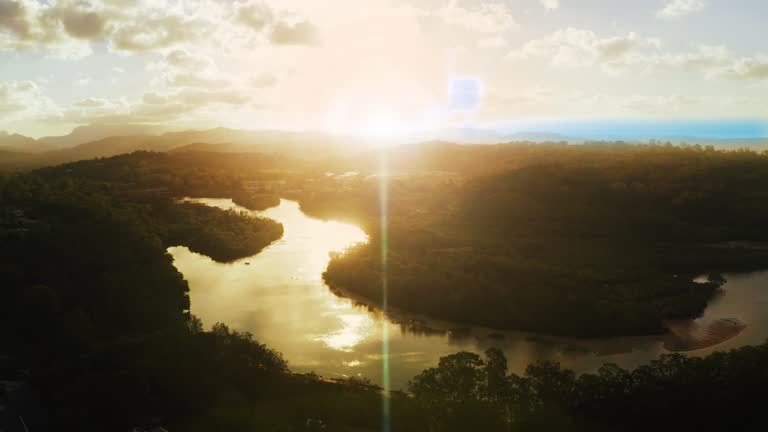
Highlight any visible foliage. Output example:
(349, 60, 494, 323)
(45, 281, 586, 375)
(314, 145, 768, 336)
(408, 343, 768, 431)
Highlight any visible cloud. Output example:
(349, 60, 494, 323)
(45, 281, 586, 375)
(250, 74, 278, 88)
(437, 0, 517, 34)
(641, 45, 729, 71)
(718, 56, 768, 80)
(478, 36, 506, 49)
(150, 49, 233, 89)
(540, 0, 560, 10)
(51, 3, 108, 40)
(657, 0, 706, 19)
(504, 28, 766, 81)
(55, 87, 250, 126)
(110, 14, 214, 52)
(0, 80, 59, 120)
(74, 98, 109, 108)
(622, 94, 700, 113)
(237, 0, 274, 30)
(167, 73, 230, 89)
(0, 0, 30, 37)
(0, 0, 319, 58)
(178, 89, 250, 106)
(0, 0, 93, 58)
(506, 28, 660, 71)
(165, 49, 215, 71)
(269, 20, 318, 45)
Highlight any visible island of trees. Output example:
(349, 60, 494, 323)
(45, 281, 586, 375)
(302, 144, 768, 336)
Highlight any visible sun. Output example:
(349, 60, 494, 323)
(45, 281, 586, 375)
(325, 104, 414, 141)
(362, 108, 406, 139)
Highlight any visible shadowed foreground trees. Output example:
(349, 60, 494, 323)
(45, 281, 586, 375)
(0, 161, 417, 431)
(409, 344, 768, 432)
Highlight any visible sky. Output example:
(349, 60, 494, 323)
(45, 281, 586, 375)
(1, 0, 767, 138)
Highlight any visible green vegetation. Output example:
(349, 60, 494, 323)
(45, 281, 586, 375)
(25, 151, 285, 262)
(2, 148, 768, 430)
(232, 191, 282, 211)
(310, 144, 768, 336)
(159, 201, 282, 262)
(408, 343, 768, 431)
(0, 157, 394, 431)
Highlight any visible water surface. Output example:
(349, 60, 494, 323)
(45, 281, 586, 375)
(169, 198, 768, 389)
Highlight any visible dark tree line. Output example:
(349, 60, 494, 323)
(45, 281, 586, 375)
(315, 145, 768, 336)
(409, 343, 768, 431)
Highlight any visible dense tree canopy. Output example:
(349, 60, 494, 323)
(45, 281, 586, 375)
(2, 147, 768, 430)
(311, 144, 768, 336)
(409, 343, 768, 431)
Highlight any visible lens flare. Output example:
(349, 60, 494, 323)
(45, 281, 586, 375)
(378, 147, 391, 431)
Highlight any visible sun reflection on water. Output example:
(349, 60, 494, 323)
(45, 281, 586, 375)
(316, 313, 377, 352)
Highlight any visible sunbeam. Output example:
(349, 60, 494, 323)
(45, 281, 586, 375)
(378, 145, 391, 432)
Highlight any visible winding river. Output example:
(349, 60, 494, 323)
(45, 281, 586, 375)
(169, 198, 768, 390)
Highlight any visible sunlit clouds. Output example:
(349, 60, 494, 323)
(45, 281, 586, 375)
(657, 0, 706, 19)
(1, 0, 767, 137)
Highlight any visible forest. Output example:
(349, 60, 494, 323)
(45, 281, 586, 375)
(2, 147, 768, 430)
(406, 342, 768, 431)
(308, 144, 768, 336)
(0, 154, 391, 430)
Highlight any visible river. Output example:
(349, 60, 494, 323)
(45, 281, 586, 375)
(168, 198, 768, 390)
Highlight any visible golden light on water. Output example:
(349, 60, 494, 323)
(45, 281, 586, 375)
(316, 314, 376, 352)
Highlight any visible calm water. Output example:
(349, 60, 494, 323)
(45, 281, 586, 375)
(169, 198, 768, 389)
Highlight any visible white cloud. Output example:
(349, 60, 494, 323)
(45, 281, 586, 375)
(269, 19, 318, 45)
(250, 74, 278, 88)
(237, 0, 274, 30)
(75, 97, 109, 108)
(0, 80, 59, 120)
(540, 0, 560, 10)
(0, 0, 320, 58)
(622, 94, 700, 113)
(506, 28, 660, 71)
(657, 0, 706, 19)
(649, 45, 728, 69)
(478, 36, 506, 49)
(504, 28, 768, 82)
(718, 55, 768, 80)
(437, 0, 517, 34)
(54, 87, 251, 126)
(165, 49, 215, 71)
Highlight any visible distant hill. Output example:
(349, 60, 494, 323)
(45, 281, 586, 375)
(427, 128, 580, 144)
(1, 124, 765, 172)
(0, 127, 372, 170)
(0, 124, 165, 155)
(38, 124, 165, 150)
(0, 131, 46, 153)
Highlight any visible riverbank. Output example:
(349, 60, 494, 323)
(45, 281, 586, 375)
(327, 279, 747, 354)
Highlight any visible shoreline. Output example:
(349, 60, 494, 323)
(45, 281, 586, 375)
(326, 280, 746, 354)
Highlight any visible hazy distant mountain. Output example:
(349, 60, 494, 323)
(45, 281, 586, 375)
(0, 131, 44, 153)
(645, 136, 768, 148)
(0, 127, 369, 170)
(3, 124, 766, 172)
(429, 129, 580, 144)
(159, 127, 366, 156)
(38, 124, 165, 150)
